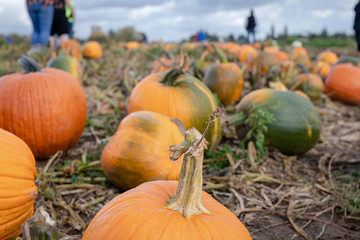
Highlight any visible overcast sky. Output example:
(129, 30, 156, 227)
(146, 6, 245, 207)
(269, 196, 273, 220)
(0, 0, 356, 42)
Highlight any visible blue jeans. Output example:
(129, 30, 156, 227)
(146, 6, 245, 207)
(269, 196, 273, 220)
(28, 2, 54, 46)
(68, 21, 73, 38)
(246, 29, 256, 44)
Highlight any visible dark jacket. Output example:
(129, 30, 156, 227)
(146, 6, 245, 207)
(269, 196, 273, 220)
(246, 15, 256, 30)
(354, 3, 360, 31)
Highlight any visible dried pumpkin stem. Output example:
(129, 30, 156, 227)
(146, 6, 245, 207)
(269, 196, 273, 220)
(166, 107, 223, 219)
(161, 53, 189, 86)
(18, 55, 42, 73)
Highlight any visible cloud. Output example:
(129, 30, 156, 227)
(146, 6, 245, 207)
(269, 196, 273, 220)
(0, 0, 356, 42)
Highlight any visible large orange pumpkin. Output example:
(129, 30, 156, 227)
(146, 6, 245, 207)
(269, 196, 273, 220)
(254, 51, 277, 75)
(0, 56, 87, 158)
(83, 41, 102, 59)
(325, 64, 360, 104)
(0, 128, 37, 239)
(128, 70, 221, 151)
(204, 62, 243, 105)
(83, 127, 252, 240)
(101, 111, 184, 190)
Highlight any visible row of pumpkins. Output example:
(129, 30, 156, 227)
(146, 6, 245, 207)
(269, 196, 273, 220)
(0, 39, 359, 239)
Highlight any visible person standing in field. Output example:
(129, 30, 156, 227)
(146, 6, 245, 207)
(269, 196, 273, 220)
(49, 0, 69, 48)
(65, 0, 75, 38)
(246, 9, 257, 44)
(26, 0, 55, 46)
(354, 0, 360, 55)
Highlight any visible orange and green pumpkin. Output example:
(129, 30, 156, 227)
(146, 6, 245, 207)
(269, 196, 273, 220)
(317, 50, 338, 65)
(204, 62, 243, 105)
(0, 128, 37, 239)
(128, 70, 221, 151)
(101, 111, 184, 190)
(46, 55, 82, 80)
(61, 39, 82, 59)
(254, 51, 277, 75)
(0, 56, 87, 158)
(235, 89, 321, 155)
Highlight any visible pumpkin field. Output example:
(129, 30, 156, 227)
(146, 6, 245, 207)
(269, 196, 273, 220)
(0, 39, 359, 240)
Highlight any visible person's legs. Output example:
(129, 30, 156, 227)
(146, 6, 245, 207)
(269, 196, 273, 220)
(252, 29, 256, 43)
(246, 30, 251, 44)
(68, 21, 73, 38)
(28, 2, 41, 45)
(39, 4, 54, 46)
(356, 31, 360, 55)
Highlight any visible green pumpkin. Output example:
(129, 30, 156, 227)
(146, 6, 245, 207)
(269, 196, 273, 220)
(235, 89, 321, 155)
(46, 55, 82, 80)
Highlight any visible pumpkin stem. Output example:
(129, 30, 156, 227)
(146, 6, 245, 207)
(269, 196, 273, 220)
(166, 107, 224, 219)
(161, 52, 189, 86)
(210, 42, 228, 63)
(18, 56, 42, 73)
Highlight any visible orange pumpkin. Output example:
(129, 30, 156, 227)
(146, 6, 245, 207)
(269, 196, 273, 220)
(274, 50, 289, 62)
(204, 62, 243, 105)
(254, 51, 277, 75)
(101, 111, 184, 190)
(128, 70, 221, 151)
(0, 128, 37, 239)
(263, 45, 279, 54)
(83, 41, 102, 59)
(83, 127, 252, 240)
(293, 53, 311, 69)
(61, 39, 82, 59)
(294, 90, 311, 100)
(317, 50, 338, 65)
(312, 60, 331, 78)
(151, 57, 174, 73)
(292, 47, 308, 56)
(238, 45, 256, 63)
(325, 64, 360, 104)
(292, 73, 324, 99)
(0, 56, 87, 158)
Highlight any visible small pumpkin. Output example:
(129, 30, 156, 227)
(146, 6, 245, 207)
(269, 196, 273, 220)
(292, 47, 308, 56)
(317, 50, 338, 65)
(101, 111, 184, 190)
(128, 65, 221, 151)
(274, 50, 289, 62)
(325, 63, 360, 105)
(46, 55, 82, 80)
(238, 45, 256, 63)
(150, 57, 175, 73)
(0, 56, 87, 158)
(293, 53, 311, 69)
(235, 89, 321, 155)
(292, 73, 324, 99)
(126, 41, 140, 49)
(312, 60, 331, 78)
(0, 128, 37, 239)
(83, 41, 102, 59)
(83, 126, 252, 240)
(61, 39, 82, 59)
(254, 51, 277, 75)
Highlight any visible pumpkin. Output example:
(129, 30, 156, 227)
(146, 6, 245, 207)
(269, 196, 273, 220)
(204, 63, 243, 106)
(46, 55, 82, 80)
(274, 50, 289, 62)
(151, 57, 174, 73)
(235, 89, 321, 155)
(294, 90, 311, 100)
(61, 39, 82, 59)
(312, 60, 331, 78)
(335, 56, 360, 67)
(83, 41, 102, 59)
(293, 53, 311, 69)
(128, 69, 221, 151)
(263, 45, 279, 54)
(317, 50, 338, 65)
(83, 126, 252, 240)
(325, 63, 360, 105)
(238, 45, 256, 63)
(0, 56, 87, 158)
(254, 51, 277, 75)
(292, 73, 324, 99)
(126, 41, 140, 49)
(0, 128, 37, 239)
(292, 47, 308, 56)
(101, 111, 184, 190)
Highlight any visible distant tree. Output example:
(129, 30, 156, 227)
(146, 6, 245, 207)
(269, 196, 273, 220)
(270, 24, 275, 39)
(321, 27, 328, 38)
(113, 27, 142, 42)
(224, 34, 235, 42)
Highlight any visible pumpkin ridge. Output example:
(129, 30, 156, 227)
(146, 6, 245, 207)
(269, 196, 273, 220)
(0, 206, 34, 239)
